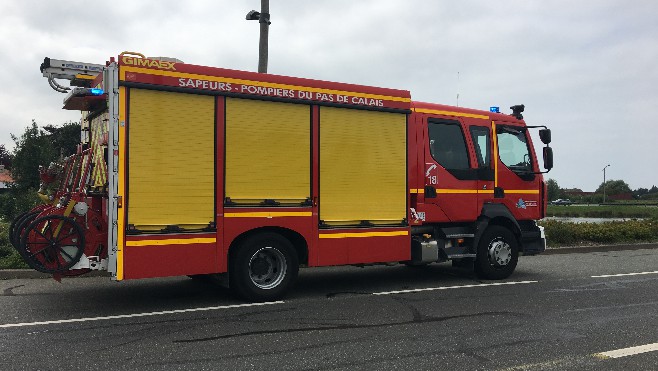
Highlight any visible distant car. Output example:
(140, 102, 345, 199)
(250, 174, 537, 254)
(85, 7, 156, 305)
(551, 199, 573, 206)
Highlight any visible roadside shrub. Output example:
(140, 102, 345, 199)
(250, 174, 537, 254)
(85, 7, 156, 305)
(0, 221, 28, 269)
(0, 188, 41, 221)
(540, 219, 658, 247)
(546, 205, 658, 219)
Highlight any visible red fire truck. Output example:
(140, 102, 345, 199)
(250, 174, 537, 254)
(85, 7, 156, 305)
(11, 52, 553, 301)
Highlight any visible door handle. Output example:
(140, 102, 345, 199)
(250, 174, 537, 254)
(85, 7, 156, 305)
(424, 186, 437, 198)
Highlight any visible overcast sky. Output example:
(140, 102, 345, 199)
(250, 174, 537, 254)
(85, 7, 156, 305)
(1, 0, 657, 191)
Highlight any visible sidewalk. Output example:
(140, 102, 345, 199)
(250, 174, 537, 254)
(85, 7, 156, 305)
(3, 243, 658, 280)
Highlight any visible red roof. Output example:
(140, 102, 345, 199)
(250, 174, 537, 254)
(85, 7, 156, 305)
(0, 171, 13, 183)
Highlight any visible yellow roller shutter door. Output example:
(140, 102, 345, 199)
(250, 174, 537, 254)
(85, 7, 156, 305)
(128, 89, 215, 231)
(320, 107, 406, 225)
(225, 98, 310, 204)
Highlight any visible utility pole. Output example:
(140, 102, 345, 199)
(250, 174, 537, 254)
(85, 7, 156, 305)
(602, 164, 610, 204)
(246, 0, 271, 73)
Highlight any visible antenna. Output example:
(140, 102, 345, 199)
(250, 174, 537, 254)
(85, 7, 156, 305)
(456, 71, 460, 107)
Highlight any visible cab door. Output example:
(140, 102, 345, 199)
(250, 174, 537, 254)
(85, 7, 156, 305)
(468, 123, 495, 211)
(424, 118, 478, 222)
(493, 121, 542, 220)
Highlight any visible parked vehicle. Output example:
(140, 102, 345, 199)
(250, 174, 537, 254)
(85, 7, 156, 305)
(551, 199, 573, 206)
(11, 52, 554, 301)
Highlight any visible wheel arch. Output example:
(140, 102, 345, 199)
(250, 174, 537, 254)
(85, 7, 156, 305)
(227, 226, 309, 266)
(474, 204, 522, 249)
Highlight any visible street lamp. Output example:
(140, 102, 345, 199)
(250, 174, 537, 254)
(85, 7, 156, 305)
(602, 164, 610, 204)
(246, 0, 271, 73)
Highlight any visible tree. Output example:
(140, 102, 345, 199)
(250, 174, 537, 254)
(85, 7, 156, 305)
(0, 145, 11, 169)
(10, 121, 57, 190)
(634, 187, 649, 197)
(546, 178, 565, 201)
(9, 120, 80, 190)
(595, 179, 631, 196)
(43, 122, 81, 158)
(0, 120, 81, 220)
(546, 178, 559, 201)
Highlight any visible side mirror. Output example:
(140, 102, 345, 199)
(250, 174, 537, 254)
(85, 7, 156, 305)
(543, 146, 553, 171)
(539, 129, 551, 145)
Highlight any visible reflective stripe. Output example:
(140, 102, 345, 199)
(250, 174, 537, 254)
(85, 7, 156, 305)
(319, 231, 409, 239)
(117, 86, 127, 281)
(409, 188, 425, 194)
(224, 212, 312, 218)
(433, 189, 537, 194)
(413, 108, 489, 120)
(492, 121, 498, 187)
(126, 238, 216, 247)
(435, 189, 494, 194)
(436, 189, 478, 194)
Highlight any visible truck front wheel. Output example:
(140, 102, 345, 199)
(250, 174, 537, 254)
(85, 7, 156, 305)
(229, 233, 299, 302)
(474, 226, 518, 280)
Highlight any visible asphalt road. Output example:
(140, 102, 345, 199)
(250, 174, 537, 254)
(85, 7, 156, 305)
(1, 248, 658, 370)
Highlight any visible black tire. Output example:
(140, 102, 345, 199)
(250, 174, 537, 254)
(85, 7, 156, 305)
(20, 215, 86, 274)
(229, 233, 299, 302)
(474, 226, 518, 280)
(9, 211, 29, 248)
(12, 211, 40, 250)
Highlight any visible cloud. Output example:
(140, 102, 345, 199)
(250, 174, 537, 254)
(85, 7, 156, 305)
(0, 0, 657, 190)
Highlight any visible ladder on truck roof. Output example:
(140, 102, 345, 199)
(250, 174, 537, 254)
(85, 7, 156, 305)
(40, 57, 104, 93)
(40, 57, 107, 111)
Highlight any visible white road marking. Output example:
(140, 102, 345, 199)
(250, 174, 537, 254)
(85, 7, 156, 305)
(372, 280, 538, 295)
(0, 301, 285, 329)
(596, 342, 658, 359)
(591, 271, 658, 278)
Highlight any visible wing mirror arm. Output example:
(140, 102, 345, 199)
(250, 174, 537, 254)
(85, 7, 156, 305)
(526, 125, 553, 173)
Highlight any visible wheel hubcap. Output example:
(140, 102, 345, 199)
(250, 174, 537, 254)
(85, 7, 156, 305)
(488, 238, 512, 267)
(249, 247, 287, 290)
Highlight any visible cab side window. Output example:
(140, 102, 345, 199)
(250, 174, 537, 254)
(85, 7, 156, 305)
(469, 126, 490, 168)
(428, 122, 470, 170)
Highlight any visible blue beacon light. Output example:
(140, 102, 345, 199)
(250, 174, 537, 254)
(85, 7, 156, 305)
(490, 106, 500, 113)
(90, 88, 104, 95)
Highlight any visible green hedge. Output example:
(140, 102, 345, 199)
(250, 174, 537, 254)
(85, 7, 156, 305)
(540, 219, 658, 247)
(0, 221, 29, 269)
(547, 205, 658, 219)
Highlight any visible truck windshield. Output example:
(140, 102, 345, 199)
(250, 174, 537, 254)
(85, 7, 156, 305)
(497, 127, 533, 173)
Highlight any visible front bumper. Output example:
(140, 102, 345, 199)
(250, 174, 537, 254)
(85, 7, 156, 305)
(521, 225, 546, 255)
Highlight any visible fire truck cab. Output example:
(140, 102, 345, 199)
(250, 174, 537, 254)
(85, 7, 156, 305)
(11, 52, 553, 301)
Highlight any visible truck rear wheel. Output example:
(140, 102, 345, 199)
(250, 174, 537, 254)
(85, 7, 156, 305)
(474, 226, 518, 280)
(229, 233, 298, 302)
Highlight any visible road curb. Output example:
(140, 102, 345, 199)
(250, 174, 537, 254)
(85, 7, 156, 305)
(0, 270, 110, 280)
(541, 242, 658, 255)
(2, 243, 658, 279)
